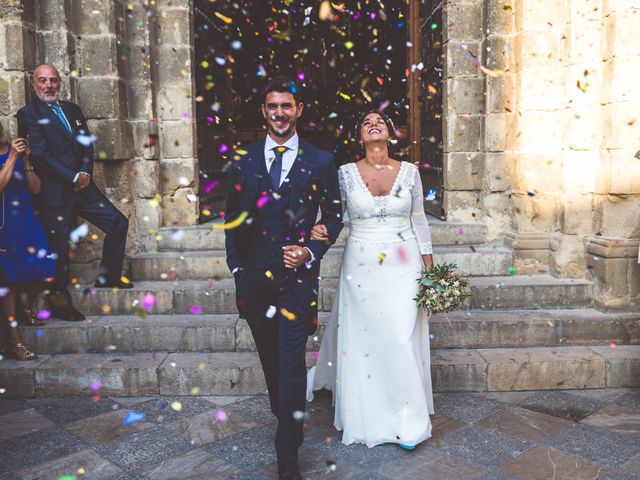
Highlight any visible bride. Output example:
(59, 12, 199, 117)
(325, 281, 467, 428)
(307, 110, 435, 449)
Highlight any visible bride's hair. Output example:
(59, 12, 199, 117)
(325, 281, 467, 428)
(354, 110, 397, 151)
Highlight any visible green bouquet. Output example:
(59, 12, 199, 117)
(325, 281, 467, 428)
(414, 262, 470, 314)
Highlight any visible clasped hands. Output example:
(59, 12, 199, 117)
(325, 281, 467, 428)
(11, 138, 30, 157)
(282, 245, 310, 269)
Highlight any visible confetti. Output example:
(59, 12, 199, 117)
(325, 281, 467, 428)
(89, 381, 102, 392)
(280, 308, 297, 321)
(36, 309, 51, 320)
(215, 409, 228, 422)
(266, 305, 277, 318)
(325, 461, 337, 473)
(507, 266, 517, 276)
(256, 195, 270, 208)
(212, 211, 249, 230)
(425, 189, 437, 201)
(378, 252, 386, 265)
(75, 133, 97, 147)
(214, 11, 232, 24)
(142, 292, 155, 310)
(70, 223, 89, 243)
(610, 340, 617, 348)
(170, 401, 183, 412)
(123, 411, 146, 425)
(190, 305, 202, 315)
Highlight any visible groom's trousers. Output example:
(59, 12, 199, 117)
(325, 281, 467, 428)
(236, 263, 317, 465)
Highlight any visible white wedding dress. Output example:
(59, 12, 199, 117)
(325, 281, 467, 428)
(308, 161, 434, 448)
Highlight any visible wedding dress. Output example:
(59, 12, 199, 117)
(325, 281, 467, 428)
(308, 160, 434, 448)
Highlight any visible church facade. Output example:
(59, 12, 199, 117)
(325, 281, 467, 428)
(0, 0, 638, 308)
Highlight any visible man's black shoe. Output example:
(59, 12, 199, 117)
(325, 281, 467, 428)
(278, 463, 302, 480)
(51, 306, 85, 322)
(95, 278, 134, 289)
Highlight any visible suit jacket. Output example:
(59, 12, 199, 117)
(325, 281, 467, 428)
(224, 137, 343, 273)
(17, 98, 97, 207)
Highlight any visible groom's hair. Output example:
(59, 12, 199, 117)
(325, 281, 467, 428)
(263, 76, 300, 103)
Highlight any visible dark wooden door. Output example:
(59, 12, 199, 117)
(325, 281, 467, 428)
(420, 0, 445, 219)
(193, 1, 413, 221)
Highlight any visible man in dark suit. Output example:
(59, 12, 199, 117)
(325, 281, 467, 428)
(225, 77, 343, 480)
(17, 64, 133, 322)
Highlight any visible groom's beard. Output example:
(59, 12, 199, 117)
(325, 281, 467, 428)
(268, 115, 297, 139)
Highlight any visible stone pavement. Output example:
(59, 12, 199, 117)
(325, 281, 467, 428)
(0, 389, 639, 480)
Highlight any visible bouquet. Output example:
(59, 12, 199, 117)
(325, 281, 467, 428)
(414, 262, 470, 314)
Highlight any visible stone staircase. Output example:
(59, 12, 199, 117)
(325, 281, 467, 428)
(2, 220, 639, 398)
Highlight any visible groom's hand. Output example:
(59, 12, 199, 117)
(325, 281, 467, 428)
(282, 245, 310, 269)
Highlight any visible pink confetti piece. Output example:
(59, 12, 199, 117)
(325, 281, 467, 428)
(204, 180, 220, 193)
(256, 195, 270, 208)
(142, 292, 155, 311)
(396, 246, 408, 263)
(36, 309, 52, 320)
(190, 305, 202, 315)
(89, 381, 102, 392)
(215, 409, 228, 422)
(218, 144, 229, 154)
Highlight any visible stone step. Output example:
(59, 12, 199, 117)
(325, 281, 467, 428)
(129, 244, 513, 281)
(468, 275, 593, 309)
(156, 219, 489, 251)
(2, 346, 638, 398)
(18, 309, 640, 355)
(320, 275, 593, 311)
(68, 275, 593, 316)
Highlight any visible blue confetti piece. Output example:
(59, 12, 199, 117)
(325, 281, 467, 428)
(35, 329, 44, 337)
(123, 411, 146, 425)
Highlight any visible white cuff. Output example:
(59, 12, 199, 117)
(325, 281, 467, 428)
(304, 247, 315, 268)
(73, 171, 90, 183)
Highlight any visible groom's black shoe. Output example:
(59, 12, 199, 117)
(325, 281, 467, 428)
(278, 462, 302, 480)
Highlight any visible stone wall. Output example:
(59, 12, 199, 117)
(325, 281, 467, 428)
(441, 0, 640, 307)
(0, 0, 199, 282)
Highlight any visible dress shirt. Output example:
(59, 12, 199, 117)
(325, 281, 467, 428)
(264, 133, 299, 188)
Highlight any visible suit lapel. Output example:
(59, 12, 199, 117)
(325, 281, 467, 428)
(287, 139, 314, 214)
(241, 139, 265, 210)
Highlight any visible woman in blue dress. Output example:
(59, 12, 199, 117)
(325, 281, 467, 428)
(0, 125, 56, 360)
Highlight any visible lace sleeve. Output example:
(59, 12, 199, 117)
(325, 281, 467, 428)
(338, 166, 349, 225)
(410, 166, 433, 255)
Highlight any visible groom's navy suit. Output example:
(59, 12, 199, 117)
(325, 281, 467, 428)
(17, 97, 129, 296)
(225, 137, 343, 464)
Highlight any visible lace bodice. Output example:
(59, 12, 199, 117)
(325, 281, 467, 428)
(338, 162, 433, 254)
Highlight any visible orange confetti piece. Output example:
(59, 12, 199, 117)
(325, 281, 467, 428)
(280, 308, 297, 321)
(214, 11, 232, 24)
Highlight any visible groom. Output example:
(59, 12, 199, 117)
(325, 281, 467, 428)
(224, 77, 343, 479)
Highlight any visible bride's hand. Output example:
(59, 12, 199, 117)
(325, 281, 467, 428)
(310, 223, 328, 240)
